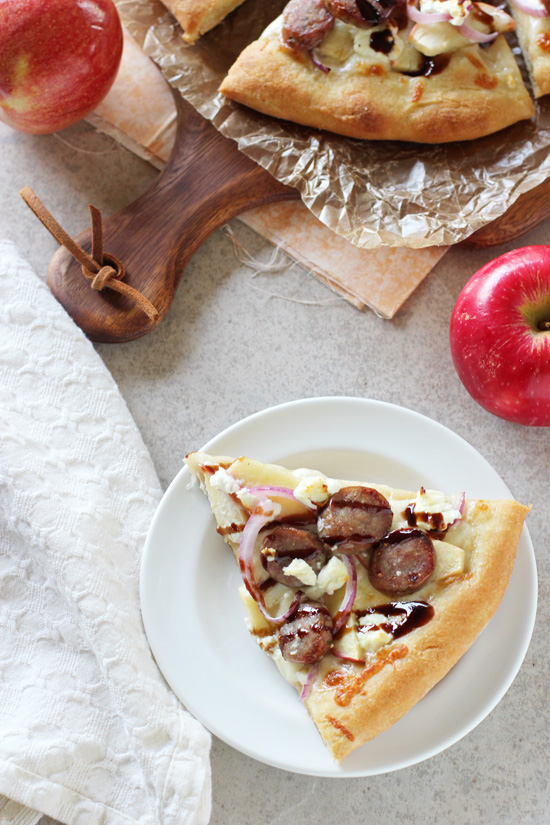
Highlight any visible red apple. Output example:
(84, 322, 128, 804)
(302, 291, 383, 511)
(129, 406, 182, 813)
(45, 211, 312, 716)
(0, 0, 123, 134)
(449, 246, 550, 426)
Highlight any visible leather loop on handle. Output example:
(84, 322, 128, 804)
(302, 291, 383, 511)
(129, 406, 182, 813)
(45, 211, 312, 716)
(19, 186, 159, 321)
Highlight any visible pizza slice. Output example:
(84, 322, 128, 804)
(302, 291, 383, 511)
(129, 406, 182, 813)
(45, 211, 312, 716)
(160, 0, 248, 43)
(219, 0, 535, 142)
(506, 0, 550, 97)
(185, 450, 530, 762)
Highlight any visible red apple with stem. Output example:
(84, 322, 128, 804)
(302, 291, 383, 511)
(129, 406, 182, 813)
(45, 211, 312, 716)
(450, 246, 550, 426)
(0, 0, 123, 135)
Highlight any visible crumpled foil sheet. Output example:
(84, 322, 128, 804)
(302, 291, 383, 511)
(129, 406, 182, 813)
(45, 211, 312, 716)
(117, 0, 550, 248)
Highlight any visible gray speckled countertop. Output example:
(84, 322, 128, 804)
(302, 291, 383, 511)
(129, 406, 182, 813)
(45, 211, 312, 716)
(1, 118, 548, 825)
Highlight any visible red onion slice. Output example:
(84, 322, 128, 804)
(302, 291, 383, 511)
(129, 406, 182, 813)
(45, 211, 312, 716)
(457, 19, 498, 41)
(331, 647, 366, 664)
(258, 588, 302, 626)
(238, 499, 276, 603)
(244, 485, 316, 510)
(238, 497, 303, 625)
(407, 1, 452, 23)
(332, 555, 358, 634)
(311, 50, 331, 73)
(510, 0, 548, 15)
(446, 492, 466, 527)
(299, 663, 319, 701)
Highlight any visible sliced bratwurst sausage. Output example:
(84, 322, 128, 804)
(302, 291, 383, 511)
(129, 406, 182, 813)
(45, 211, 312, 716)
(368, 529, 436, 596)
(356, 0, 405, 25)
(261, 526, 328, 587)
(282, 0, 334, 52)
(278, 601, 333, 663)
(324, 0, 375, 27)
(317, 486, 394, 554)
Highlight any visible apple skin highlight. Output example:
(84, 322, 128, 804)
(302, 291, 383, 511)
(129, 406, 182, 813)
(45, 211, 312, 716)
(450, 246, 550, 426)
(0, 0, 123, 134)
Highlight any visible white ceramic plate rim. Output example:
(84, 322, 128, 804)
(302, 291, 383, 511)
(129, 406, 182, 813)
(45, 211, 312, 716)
(140, 397, 537, 777)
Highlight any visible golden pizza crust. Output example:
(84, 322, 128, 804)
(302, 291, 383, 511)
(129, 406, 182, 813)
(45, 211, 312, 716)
(219, 22, 534, 142)
(185, 451, 530, 761)
(509, 7, 550, 97)
(306, 497, 529, 760)
(161, 0, 247, 43)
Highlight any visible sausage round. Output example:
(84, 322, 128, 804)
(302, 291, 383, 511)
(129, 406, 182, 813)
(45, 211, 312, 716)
(282, 0, 334, 52)
(324, 0, 375, 27)
(261, 526, 328, 587)
(368, 529, 436, 596)
(278, 601, 333, 664)
(317, 486, 393, 554)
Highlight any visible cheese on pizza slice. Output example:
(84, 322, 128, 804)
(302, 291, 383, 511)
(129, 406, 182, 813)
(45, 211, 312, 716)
(219, 0, 534, 142)
(185, 450, 530, 762)
(507, 0, 550, 97)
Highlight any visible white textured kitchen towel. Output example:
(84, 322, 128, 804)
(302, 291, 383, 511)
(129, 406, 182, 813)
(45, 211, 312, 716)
(0, 240, 211, 825)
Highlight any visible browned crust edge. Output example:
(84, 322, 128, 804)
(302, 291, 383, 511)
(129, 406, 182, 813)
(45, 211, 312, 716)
(185, 452, 530, 761)
(161, 0, 247, 42)
(219, 32, 534, 142)
(306, 497, 529, 760)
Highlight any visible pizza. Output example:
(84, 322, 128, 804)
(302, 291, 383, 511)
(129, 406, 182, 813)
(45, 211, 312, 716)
(218, 0, 537, 142)
(185, 450, 530, 762)
(160, 0, 248, 43)
(507, 0, 550, 97)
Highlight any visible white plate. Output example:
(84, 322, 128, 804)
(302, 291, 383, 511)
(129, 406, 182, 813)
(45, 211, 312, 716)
(140, 397, 537, 777)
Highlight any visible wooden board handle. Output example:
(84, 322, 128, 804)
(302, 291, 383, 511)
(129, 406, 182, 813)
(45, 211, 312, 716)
(46, 90, 550, 340)
(47, 92, 300, 343)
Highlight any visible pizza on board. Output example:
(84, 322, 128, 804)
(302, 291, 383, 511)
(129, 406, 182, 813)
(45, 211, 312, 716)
(218, 0, 537, 142)
(157, 0, 550, 141)
(507, 0, 550, 97)
(185, 451, 530, 762)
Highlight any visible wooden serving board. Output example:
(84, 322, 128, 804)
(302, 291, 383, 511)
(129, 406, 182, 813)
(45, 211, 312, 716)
(47, 93, 299, 343)
(463, 176, 550, 248)
(47, 93, 550, 343)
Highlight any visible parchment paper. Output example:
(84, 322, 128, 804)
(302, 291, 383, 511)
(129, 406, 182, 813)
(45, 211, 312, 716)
(89, 26, 449, 318)
(117, 0, 550, 248)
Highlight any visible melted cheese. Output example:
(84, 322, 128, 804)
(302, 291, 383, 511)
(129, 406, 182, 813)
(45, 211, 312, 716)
(293, 475, 341, 508)
(305, 556, 350, 599)
(421, 0, 473, 25)
(409, 21, 471, 55)
(283, 557, 317, 586)
(357, 626, 394, 653)
(201, 453, 469, 677)
(265, 4, 510, 76)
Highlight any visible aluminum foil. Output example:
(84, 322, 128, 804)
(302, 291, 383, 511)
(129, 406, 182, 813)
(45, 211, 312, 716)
(116, 0, 550, 248)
